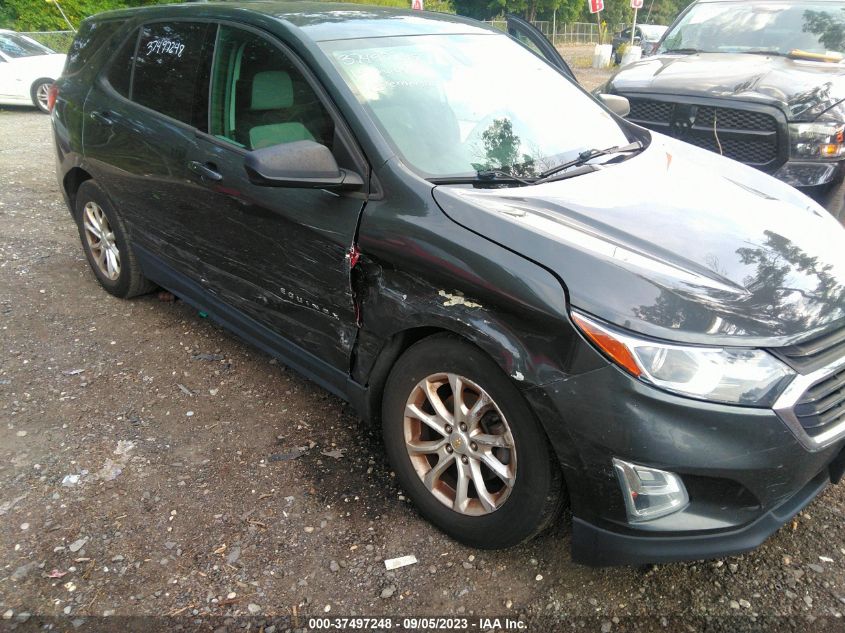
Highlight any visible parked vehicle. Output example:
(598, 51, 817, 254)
(601, 0, 845, 213)
(611, 24, 668, 63)
(0, 29, 65, 112)
(53, 1, 845, 566)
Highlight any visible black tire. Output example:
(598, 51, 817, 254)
(30, 79, 53, 113)
(382, 334, 563, 549)
(74, 180, 155, 298)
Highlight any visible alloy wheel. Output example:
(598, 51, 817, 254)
(36, 82, 51, 112)
(82, 201, 121, 281)
(403, 372, 516, 516)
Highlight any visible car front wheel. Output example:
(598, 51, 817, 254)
(382, 334, 563, 549)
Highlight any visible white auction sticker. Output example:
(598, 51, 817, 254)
(383, 555, 418, 570)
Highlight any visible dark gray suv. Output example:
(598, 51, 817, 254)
(52, 1, 845, 566)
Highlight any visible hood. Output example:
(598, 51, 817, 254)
(432, 134, 845, 347)
(607, 53, 845, 121)
(11, 53, 66, 79)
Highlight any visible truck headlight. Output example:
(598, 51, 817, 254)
(789, 120, 845, 159)
(572, 312, 794, 407)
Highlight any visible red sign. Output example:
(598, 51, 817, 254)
(631, 0, 643, 7)
(411, 0, 423, 9)
(589, 0, 604, 13)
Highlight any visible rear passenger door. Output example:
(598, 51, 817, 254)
(185, 24, 368, 376)
(83, 20, 215, 271)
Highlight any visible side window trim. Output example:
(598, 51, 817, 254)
(199, 21, 369, 178)
(127, 27, 141, 99)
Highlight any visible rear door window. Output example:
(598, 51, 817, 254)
(131, 21, 215, 129)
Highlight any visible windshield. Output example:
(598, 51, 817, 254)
(0, 33, 54, 58)
(320, 34, 630, 178)
(660, 1, 845, 56)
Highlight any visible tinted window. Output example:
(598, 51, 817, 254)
(106, 29, 138, 98)
(65, 19, 125, 75)
(209, 26, 333, 150)
(132, 22, 214, 128)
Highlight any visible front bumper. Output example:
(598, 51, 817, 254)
(572, 467, 831, 566)
(525, 364, 845, 566)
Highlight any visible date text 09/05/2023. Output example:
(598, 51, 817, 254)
(307, 617, 528, 630)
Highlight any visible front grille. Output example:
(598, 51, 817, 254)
(794, 369, 845, 436)
(628, 99, 673, 123)
(773, 326, 845, 448)
(694, 107, 775, 132)
(773, 326, 845, 374)
(624, 97, 782, 170)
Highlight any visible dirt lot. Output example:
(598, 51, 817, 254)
(3, 94, 845, 633)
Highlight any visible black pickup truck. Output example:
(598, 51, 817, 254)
(598, 0, 845, 215)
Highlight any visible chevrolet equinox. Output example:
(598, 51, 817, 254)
(52, 2, 845, 566)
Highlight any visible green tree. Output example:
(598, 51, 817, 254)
(0, 0, 451, 31)
(472, 118, 537, 176)
(452, 0, 498, 20)
(0, 0, 164, 31)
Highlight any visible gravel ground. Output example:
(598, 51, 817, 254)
(2, 98, 845, 633)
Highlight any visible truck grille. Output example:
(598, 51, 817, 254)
(625, 97, 782, 170)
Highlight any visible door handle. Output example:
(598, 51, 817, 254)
(89, 110, 114, 125)
(187, 160, 223, 182)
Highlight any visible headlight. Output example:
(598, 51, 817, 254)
(789, 120, 845, 160)
(571, 312, 794, 407)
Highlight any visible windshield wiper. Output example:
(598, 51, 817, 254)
(744, 50, 787, 57)
(534, 141, 644, 184)
(477, 169, 535, 185)
(662, 48, 702, 54)
(429, 170, 535, 187)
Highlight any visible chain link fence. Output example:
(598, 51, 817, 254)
(20, 31, 75, 53)
(486, 20, 627, 45)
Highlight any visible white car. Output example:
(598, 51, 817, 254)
(0, 30, 66, 113)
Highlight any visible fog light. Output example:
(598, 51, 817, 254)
(613, 458, 689, 522)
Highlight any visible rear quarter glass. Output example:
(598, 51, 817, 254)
(65, 19, 126, 76)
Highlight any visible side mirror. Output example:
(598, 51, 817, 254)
(244, 140, 363, 190)
(598, 93, 631, 118)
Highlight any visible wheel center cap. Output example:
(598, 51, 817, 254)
(449, 432, 467, 454)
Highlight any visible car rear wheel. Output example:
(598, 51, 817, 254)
(382, 334, 563, 549)
(74, 180, 155, 298)
(31, 79, 53, 113)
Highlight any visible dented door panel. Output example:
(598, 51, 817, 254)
(184, 135, 366, 372)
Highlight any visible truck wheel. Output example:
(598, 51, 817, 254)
(382, 334, 563, 549)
